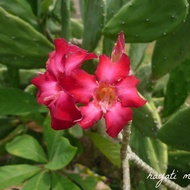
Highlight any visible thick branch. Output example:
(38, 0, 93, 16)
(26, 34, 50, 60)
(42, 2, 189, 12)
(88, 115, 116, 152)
(128, 147, 190, 190)
(120, 122, 132, 190)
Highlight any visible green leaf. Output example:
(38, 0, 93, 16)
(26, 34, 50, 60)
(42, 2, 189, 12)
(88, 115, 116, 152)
(82, 0, 106, 51)
(22, 171, 51, 190)
(45, 136, 77, 170)
(168, 151, 190, 173)
(135, 64, 154, 94)
(132, 99, 161, 138)
(163, 59, 190, 116)
(6, 134, 47, 163)
(103, 0, 188, 43)
(67, 173, 98, 190)
(0, 7, 53, 69)
(43, 116, 63, 159)
(129, 43, 148, 71)
(0, 164, 41, 190)
(0, 87, 42, 115)
(130, 127, 167, 189)
(167, 151, 190, 187)
(105, 0, 123, 22)
(41, 0, 53, 15)
(44, 117, 77, 170)
(158, 107, 190, 151)
(52, 172, 80, 190)
(0, 0, 39, 30)
(86, 132, 121, 167)
(152, 8, 190, 79)
(68, 124, 83, 138)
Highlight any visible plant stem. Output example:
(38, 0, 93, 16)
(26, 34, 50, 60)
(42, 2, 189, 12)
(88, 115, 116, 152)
(128, 147, 190, 190)
(61, 0, 71, 41)
(121, 122, 132, 190)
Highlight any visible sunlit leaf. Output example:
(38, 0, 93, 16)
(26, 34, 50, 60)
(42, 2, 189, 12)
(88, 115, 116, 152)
(52, 172, 80, 190)
(6, 134, 47, 163)
(22, 171, 51, 190)
(86, 132, 121, 167)
(0, 164, 41, 190)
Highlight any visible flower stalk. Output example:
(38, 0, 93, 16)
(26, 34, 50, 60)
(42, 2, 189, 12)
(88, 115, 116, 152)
(121, 122, 132, 190)
(61, 0, 71, 41)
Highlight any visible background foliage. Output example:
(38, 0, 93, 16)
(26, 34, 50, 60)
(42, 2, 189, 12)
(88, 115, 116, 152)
(0, 0, 190, 189)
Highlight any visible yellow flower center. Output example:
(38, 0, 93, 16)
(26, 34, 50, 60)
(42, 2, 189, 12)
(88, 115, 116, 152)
(95, 83, 116, 112)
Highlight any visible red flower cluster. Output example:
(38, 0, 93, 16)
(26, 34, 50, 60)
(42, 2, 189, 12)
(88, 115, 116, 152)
(32, 32, 146, 138)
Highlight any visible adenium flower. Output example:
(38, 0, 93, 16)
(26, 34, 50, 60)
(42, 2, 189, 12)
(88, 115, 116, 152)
(63, 32, 146, 138)
(32, 38, 97, 130)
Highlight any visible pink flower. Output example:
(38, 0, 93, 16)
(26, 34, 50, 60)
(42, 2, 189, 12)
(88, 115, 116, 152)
(32, 38, 97, 130)
(63, 32, 146, 138)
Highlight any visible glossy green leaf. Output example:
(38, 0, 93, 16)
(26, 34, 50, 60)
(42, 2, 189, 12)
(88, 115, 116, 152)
(152, 9, 190, 79)
(168, 151, 190, 173)
(106, 0, 123, 22)
(86, 132, 121, 167)
(135, 64, 154, 94)
(167, 151, 190, 187)
(102, 37, 115, 55)
(6, 134, 47, 163)
(82, 0, 106, 51)
(0, 164, 41, 190)
(0, 87, 42, 115)
(132, 99, 161, 138)
(0, 7, 53, 69)
(158, 107, 190, 151)
(22, 171, 51, 190)
(129, 43, 148, 71)
(130, 127, 167, 189)
(152, 74, 169, 95)
(52, 172, 80, 190)
(102, 0, 127, 55)
(103, 0, 188, 43)
(0, 0, 39, 29)
(163, 59, 190, 116)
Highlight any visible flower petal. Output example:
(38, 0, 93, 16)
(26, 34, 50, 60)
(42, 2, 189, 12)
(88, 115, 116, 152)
(62, 69, 97, 103)
(111, 32, 126, 62)
(69, 44, 97, 60)
(116, 76, 147, 107)
(54, 38, 68, 58)
(31, 72, 60, 105)
(48, 91, 82, 122)
(78, 101, 103, 129)
(84, 52, 97, 61)
(104, 102, 132, 138)
(95, 54, 130, 84)
(46, 39, 69, 77)
(51, 116, 75, 130)
(64, 50, 92, 75)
